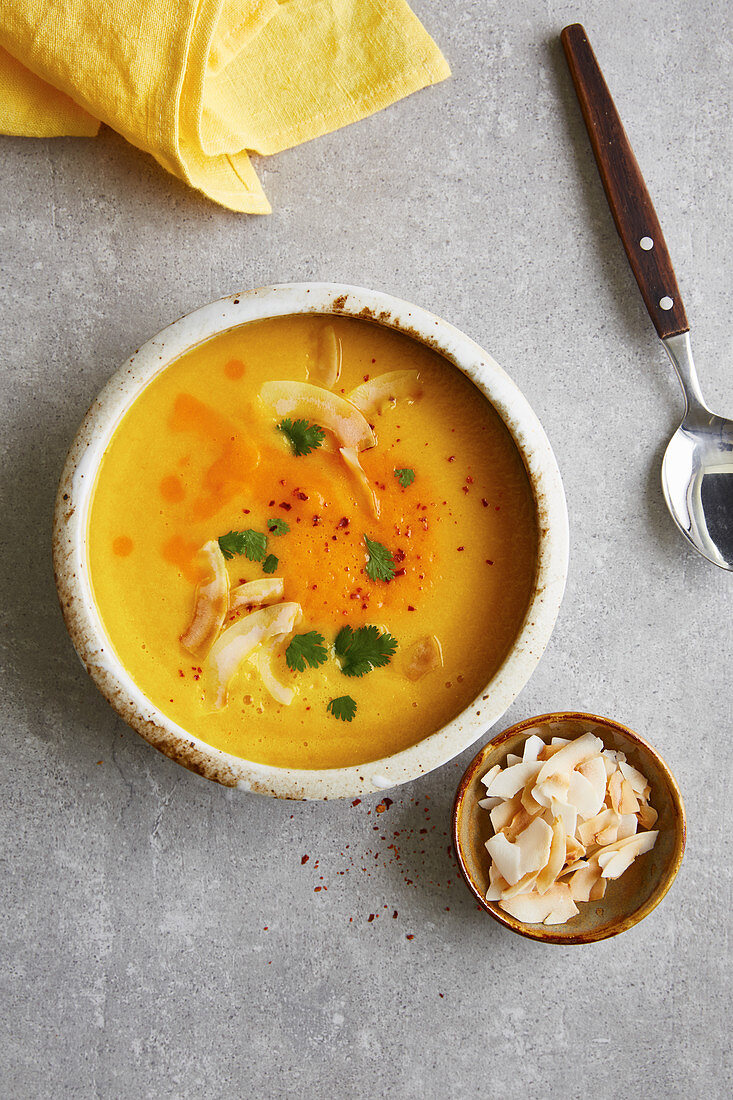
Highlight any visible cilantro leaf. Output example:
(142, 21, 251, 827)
(267, 517, 290, 536)
(327, 696, 358, 722)
(262, 554, 278, 574)
(364, 534, 395, 582)
(334, 625, 398, 677)
(285, 631, 328, 672)
(277, 418, 326, 456)
(218, 529, 267, 562)
(394, 467, 415, 488)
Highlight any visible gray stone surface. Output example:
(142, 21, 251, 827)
(1, 1, 731, 1096)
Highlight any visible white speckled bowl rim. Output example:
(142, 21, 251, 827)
(53, 283, 569, 799)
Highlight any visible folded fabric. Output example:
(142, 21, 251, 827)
(0, 0, 449, 213)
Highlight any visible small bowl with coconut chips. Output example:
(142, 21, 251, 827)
(452, 713, 685, 943)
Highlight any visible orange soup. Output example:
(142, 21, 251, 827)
(88, 316, 538, 769)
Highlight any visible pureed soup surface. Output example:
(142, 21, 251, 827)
(88, 315, 538, 770)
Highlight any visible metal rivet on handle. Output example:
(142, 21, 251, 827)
(640, 236, 654, 250)
(660, 296, 674, 310)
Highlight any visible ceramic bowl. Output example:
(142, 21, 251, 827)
(53, 283, 569, 799)
(453, 712, 686, 943)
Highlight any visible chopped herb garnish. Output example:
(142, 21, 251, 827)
(394, 467, 415, 488)
(267, 517, 290, 536)
(334, 625, 398, 677)
(262, 554, 278, 574)
(327, 695, 358, 722)
(218, 529, 267, 562)
(286, 631, 328, 672)
(364, 534, 395, 582)
(277, 417, 326, 456)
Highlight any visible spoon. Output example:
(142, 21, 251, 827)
(561, 23, 733, 570)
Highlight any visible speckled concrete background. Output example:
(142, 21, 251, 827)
(1, 2, 731, 1097)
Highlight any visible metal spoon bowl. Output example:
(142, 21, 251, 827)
(662, 334, 733, 569)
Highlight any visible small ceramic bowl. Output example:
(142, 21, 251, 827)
(53, 283, 569, 799)
(453, 712, 686, 943)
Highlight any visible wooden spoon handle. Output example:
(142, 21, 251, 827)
(561, 23, 689, 339)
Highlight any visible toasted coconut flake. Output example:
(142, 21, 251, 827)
(521, 780, 544, 817)
(618, 778, 640, 815)
(568, 861, 603, 903)
(549, 798, 578, 838)
(485, 761, 542, 800)
(577, 808, 621, 848)
(565, 835, 586, 863)
(252, 633, 295, 706)
(596, 830, 658, 865)
(534, 774, 571, 804)
(180, 540, 230, 656)
(567, 769, 605, 819)
(608, 769, 624, 813)
(522, 733, 545, 762)
(515, 817, 553, 877)
(489, 794, 522, 833)
(589, 876, 607, 901)
(260, 380, 376, 451)
(531, 783, 552, 808)
(536, 732, 603, 786)
(311, 324, 342, 388)
(480, 764, 502, 791)
(578, 754, 607, 805)
(500, 869, 540, 900)
(486, 861, 509, 901)
(617, 813, 638, 842)
(537, 741, 567, 761)
(600, 850, 641, 880)
(535, 817, 566, 895)
(347, 370, 422, 418)
(206, 602, 301, 708)
(498, 890, 555, 924)
(503, 807, 534, 843)
(544, 890, 580, 925)
(550, 737, 571, 746)
(485, 832, 523, 886)
(339, 445, 380, 517)
(637, 801, 658, 830)
(506, 753, 522, 767)
(499, 883, 578, 925)
(403, 634, 443, 682)
(478, 796, 501, 811)
(559, 857, 589, 878)
(618, 760, 648, 794)
(229, 577, 284, 612)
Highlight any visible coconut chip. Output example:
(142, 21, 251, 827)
(403, 634, 443, 682)
(346, 370, 422, 418)
(311, 325, 342, 389)
(180, 540, 230, 656)
(339, 445, 380, 518)
(260, 379, 375, 451)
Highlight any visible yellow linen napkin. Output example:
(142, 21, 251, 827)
(0, 0, 449, 213)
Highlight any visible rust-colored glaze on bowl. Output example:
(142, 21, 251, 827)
(453, 712, 686, 943)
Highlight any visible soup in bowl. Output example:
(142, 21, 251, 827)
(53, 284, 568, 798)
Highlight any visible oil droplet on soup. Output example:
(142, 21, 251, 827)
(112, 535, 133, 557)
(224, 358, 246, 380)
(88, 316, 538, 770)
